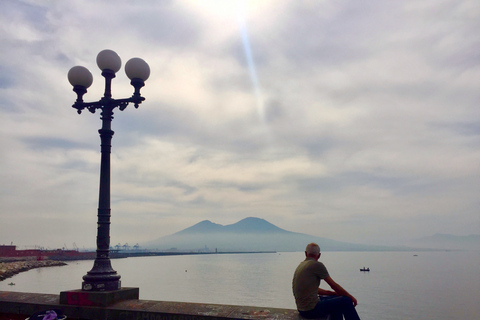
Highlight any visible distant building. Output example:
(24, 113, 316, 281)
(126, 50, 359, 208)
(0, 245, 41, 257)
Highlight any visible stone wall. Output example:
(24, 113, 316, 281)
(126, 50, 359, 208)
(0, 291, 314, 320)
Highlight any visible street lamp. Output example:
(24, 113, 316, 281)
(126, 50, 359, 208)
(67, 49, 150, 291)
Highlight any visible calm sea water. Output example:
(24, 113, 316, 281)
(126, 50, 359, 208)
(1, 251, 479, 320)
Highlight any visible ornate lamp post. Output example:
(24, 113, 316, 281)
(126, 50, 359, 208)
(67, 49, 150, 291)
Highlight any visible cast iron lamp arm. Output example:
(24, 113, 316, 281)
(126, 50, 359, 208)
(71, 95, 145, 114)
(71, 78, 146, 114)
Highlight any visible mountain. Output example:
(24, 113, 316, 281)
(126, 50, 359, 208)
(142, 217, 407, 252)
(407, 233, 480, 251)
(177, 220, 225, 234)
(177, 218, 285, 235)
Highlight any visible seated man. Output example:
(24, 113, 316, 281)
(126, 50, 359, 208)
(292, 243, 360, 320)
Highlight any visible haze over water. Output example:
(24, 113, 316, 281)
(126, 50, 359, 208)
(1, 251, 479, 320)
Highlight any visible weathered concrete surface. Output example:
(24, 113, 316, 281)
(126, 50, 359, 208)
(60, 287, 139, 307)
(0, 291, 306, 320)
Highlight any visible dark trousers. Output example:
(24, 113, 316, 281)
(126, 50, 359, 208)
(299, 296, 360, 320)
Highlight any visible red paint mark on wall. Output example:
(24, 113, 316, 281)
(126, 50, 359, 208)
(65, 292, 94, 306)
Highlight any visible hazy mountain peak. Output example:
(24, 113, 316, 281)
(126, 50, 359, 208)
(418, 233, 480, 241)
(409, 233, 480, 250)
(177, 220, 223, 234)
(224, 217, 286, 233)
(176, 217, 288, 235)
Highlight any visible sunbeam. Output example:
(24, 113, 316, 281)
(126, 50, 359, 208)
(238, 15, 265, 122)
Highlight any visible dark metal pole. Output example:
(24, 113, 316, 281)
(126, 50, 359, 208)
(82, 71, 121, 291)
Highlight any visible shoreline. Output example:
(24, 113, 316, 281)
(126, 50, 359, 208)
(0, 259, 67, 282)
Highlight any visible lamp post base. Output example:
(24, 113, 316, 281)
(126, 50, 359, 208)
(82, 280, 121, 291)
(82, 254, 121, 291)
(60, 287, 139, 307)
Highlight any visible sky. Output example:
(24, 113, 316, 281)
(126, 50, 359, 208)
(0, 0, 479, 250)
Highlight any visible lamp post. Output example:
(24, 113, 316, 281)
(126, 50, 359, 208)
(67, 49, 150, 291)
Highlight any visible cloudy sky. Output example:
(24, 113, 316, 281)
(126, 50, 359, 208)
(1, 0, 478, 250)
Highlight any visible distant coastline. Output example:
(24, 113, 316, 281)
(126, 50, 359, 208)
(1, 244, 276, 261)
(111, 250, 276, 259)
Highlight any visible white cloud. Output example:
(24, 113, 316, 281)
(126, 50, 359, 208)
(0, 0, 478, 249)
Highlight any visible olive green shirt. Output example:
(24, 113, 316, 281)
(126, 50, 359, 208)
(292, 257, 330, 311)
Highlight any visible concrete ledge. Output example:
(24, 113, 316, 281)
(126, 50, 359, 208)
(60, 287, 139, 307)
(0, 291, 304, 320)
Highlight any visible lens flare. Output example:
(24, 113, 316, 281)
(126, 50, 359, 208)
(236, 6, 266, 123)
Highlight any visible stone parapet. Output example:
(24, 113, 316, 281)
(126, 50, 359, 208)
(0, 291, 315, 320)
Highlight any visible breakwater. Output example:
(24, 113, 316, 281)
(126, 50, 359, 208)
(0, 260, 67, 281)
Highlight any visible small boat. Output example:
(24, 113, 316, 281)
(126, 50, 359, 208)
(360, 267, 370, 272)
(8, 282, 15, 285)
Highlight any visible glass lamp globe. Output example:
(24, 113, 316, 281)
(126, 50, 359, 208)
(125, 58, 150, 81)
(96, 49, 122, 73)
(68, 66, 93, 88)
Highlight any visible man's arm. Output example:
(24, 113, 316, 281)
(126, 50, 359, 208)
(324, 276, 358, 306)
(317, 288, 336, 296)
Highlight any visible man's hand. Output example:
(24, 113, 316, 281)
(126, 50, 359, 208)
(324, 276, 358, 307)
(349, 295, 358, 307)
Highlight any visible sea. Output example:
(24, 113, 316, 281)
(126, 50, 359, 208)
(1, 251, 479, 320)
